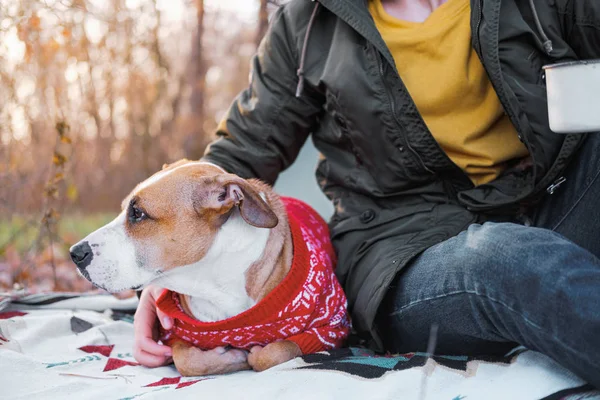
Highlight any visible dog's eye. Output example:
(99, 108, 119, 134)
(129, 206, 147, 223)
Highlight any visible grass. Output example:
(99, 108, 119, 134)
(0, 213, 116, 255)
(0, 213, 122, 293)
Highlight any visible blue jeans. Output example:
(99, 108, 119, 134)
(378, 132, 600, 387)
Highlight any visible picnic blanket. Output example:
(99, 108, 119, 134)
(0, 292, 598, 400)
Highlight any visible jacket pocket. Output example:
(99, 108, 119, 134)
(318, 91, 364, 166)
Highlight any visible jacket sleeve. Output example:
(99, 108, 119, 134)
(201, 5, 324, 185)
(560, 0, 600, 59)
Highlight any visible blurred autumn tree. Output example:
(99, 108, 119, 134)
(185, 0, 207, 159)
(257, 0, 269, 47)
(0, 0, 272, 214)
(0, 0, 279, 292)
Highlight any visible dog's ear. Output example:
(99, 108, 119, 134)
(226, 181, 279, 229)
(194, 176, 278, 229)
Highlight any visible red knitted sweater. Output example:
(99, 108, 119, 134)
(156, 197, 350, 354)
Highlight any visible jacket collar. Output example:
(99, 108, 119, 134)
(315, 0, 508, 68)
(317, 0, 397, 69)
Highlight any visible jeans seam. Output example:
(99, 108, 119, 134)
(389, 289, 596, 367)
(391, 289, 531, 323)
(551, 161, 600, 232)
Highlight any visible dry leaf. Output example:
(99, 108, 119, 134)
(56, 121, 70, 137)
(66, 184, 78, 202)
(29, 15, 41, 29)
(53, 173, 64, 183)
(44, 185, 58, 199)
(53, 152, 67, 166)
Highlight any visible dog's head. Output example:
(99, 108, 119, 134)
(69, 160, 278, 292)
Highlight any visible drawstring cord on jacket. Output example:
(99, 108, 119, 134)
(296, 1, 321, 97)
(528, 0, 553, 54)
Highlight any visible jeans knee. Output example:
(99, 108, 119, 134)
(444, 223, 561, 285)
(405, 222, 590, 307)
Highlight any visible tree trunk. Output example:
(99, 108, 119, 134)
(184, 0, 207, 159)
(256, 0, 269, 48)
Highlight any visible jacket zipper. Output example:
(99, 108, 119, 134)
(375, 51, 434, 175)
(474, 0, 484, 55)
(546, 176, 566, 194)
(468, 0, 554, 212)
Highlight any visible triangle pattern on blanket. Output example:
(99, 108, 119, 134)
(71, 316, 94, 333)
(103, 358, 139, 371)
(144, 376, 213, 388)
(0, 311, 28, 319)
(145, 377, 181, 387)
(176, 379, 206, 389)
(78, 345, 115, 357)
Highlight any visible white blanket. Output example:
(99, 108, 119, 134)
(0, 293, 597, 400)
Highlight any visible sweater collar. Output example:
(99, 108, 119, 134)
(160, 204, 311, 330)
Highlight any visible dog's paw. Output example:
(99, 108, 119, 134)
(247, 340, 301, 372)
(173, 343, 250, 376)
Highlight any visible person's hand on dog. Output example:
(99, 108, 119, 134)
(133, 285, 174, 367)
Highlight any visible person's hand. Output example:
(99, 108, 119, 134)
(133, 285, 174, 367)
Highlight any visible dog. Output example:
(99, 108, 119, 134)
(70, 159, 350, 376)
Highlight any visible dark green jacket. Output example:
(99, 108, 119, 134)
(203, 0, 600, 351)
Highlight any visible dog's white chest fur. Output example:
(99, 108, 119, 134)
(154, 211, 270, 321)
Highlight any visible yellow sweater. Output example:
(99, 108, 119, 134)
(369, 0, 528, 185)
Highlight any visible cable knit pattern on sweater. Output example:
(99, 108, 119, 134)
(156, 197, 351, 354)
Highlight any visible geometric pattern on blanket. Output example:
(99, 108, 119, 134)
(299, 348, 599, 400)
(1, 293, 599, 400)
(300, 347, 516, 379)
(77, 345, 141, 371)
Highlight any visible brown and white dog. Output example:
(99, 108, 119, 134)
(70, 160, 347, 376)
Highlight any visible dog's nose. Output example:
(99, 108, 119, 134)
(70, 241, 93, 270)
